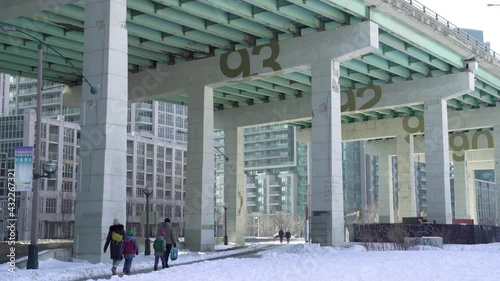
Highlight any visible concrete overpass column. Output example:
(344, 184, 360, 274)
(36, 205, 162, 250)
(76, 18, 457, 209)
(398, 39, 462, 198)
(184, 86, 215, 251)
(223, 127, 245, 245)
(453, 159, 470, 220)
(396, 135, 416, 219)
(495, 125, 500, 226)
(310, 60, 344, 246)
(74, 0, 128, 263)
(378, 155, 394, 223)
(424, 99, 452, 224)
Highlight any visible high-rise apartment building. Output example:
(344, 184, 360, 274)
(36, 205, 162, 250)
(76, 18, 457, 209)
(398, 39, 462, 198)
(3, 77, 189, 239)
(0, 74, 10, 117)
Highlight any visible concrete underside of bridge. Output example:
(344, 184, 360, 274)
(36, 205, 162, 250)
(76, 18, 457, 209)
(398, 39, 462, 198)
(7, 0, 500, 264)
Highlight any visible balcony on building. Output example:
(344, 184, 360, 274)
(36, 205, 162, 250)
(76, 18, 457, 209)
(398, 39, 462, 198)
(135, 116, 153, 124)
(135, 102, 153, 111)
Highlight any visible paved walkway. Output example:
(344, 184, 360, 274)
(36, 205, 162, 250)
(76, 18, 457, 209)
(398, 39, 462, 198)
(79, 244, 279, 281)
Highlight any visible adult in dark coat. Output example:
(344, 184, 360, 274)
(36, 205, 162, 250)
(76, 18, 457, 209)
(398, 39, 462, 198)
(278, 229, 284, 243)
(157, 218, 178, 268)
(285, 229, 291, 244)
(104, 218, 126, 275)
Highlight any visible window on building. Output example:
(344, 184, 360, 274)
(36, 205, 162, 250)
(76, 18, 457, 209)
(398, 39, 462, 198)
(45, 198, 56, 214)
(165, 205, 172, 217)
(62, 181, 73, 192)
(174, 205, 182, 218)
(62, 164, 73, 178)
(136, 203, 144, 216)
(62, 199, 74, 214)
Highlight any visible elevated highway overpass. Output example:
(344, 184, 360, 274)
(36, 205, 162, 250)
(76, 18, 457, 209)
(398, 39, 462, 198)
(1, 0, 499, 263)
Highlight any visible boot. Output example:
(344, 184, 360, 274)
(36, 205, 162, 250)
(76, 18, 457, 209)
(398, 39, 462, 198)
(154, 266, 158, 271)
(111, 266, 116, 275)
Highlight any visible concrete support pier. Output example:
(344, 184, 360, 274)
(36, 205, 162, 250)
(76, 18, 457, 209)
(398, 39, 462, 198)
(424, 99, 452, 224)
(310, 60, 345, 246)
(378, 155, 395, 223)
(224, 127, 246, 245)
(495, 125, 500, 226)
(74, 0, 128, 263)
(396, 134, 416, 219)
(453, 159, 470, 220)
(184, 86, 215, 251)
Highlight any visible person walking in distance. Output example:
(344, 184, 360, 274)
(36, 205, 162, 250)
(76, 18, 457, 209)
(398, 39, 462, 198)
(278, 229, 284, 244)
(103, 218, 126, 276)
(158, 218, 178, 268)
(285, 229, 291, 244)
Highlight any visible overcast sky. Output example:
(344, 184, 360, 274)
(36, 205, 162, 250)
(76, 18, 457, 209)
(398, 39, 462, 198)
(415, 0, 500, 52)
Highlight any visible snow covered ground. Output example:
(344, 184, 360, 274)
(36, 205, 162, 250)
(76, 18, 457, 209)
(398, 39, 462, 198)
(2, 239, 500, 281)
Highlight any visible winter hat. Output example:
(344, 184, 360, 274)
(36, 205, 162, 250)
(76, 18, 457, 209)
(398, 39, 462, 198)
(113, 218, 120, 225)
(127, 229, 134, 236)
(159, 231, 166, 236)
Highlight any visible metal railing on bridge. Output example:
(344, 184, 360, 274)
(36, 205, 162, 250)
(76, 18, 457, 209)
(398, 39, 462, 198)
(405, 0, 500, 60)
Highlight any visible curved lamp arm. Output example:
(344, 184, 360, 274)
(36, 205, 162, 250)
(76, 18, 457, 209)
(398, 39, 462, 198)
(1, 25, 98, 94)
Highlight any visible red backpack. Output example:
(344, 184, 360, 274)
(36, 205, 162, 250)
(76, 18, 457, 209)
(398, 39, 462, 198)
(123, 239, 136, 255)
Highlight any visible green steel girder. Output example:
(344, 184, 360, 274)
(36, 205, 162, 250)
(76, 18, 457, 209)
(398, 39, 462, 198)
(392, 107, 414, 115)
(244, 80, 301, 97)
(214, 90, 255, 105)
(127, 21, 210, 53)
(225, 83, 284, 100)
(458, 94, 479, 108)
(152, 0, 274, 38)
(342, 60, 390, 82)
(241, 0, 322, 29)
(203, 0, 299, 34)
(0, 42, 82, 68)
(217, 85, 276, 102)
(340, 68, 372, 85)
(286, 0, 347, 24)
(468, 90, 495, 105)
(128, 0, 249, 43)
(447, 99, 462, 110)
(360, 54, 410, 78)
(127, 8, 231, 50)
(281, 72, 311, 85)
(475, 79, 500, 100)
(0, 59, 78, 81)
(264, 76, 311, 92)
(376, 47, 428, 75)
(0, 51, 80, 75)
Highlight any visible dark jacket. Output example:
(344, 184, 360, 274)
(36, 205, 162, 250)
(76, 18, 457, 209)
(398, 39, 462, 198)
(158, 222, 178, 245)
(104, 224, 126, 260)
(122, 235, 139, 259)
(278, 230, 284, 238)
(285, 231, 291, 239)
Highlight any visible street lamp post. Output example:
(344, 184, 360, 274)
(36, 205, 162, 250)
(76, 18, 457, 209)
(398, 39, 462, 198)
(1, 24, 95, 270)
(143, 186, 153, 256)
(223, 203, 228, 245)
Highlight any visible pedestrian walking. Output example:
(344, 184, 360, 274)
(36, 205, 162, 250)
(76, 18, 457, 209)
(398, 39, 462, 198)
(285, 229, 291, 244)
(103, 218, 126, 275)
(278, 229, 284, 243)
(157, 218, 178, 268)
(122, 229, 139, 275)
(153, 231, 167, 270)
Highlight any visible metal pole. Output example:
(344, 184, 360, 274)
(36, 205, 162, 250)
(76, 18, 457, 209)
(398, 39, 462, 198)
(27, 43, 43, 270)
(144, 192, 151, 255)
(223, 206, 228, 245)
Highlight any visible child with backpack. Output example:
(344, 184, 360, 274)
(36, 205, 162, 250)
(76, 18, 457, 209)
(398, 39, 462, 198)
(122, 229, 139, 275)
(153, 231, 167, 270)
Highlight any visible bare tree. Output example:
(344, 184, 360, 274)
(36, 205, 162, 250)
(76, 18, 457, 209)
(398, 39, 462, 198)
(361, 203, 379, 223)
